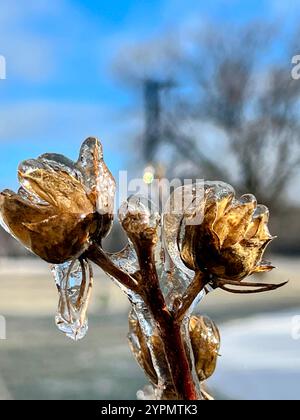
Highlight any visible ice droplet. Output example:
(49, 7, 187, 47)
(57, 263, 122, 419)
(51, 258, 93, 341)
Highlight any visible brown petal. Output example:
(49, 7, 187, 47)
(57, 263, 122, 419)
(0, 190, 97, 263)
(213, 191, 234, 222)
(18, 161, 93, 214)
(251, 263, 275, 273)
(24, 212, 95, 264)
(203, 200, 218, 228)
(180, 224, 198, 271)
(245, 205, 272, 241)
(0, 189, 56, 250)
(213, 194, 256, 247)
(204, 181, 235, 222)
(216, 241, 264, 280)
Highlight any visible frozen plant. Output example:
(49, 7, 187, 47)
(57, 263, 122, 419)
(0, 137, 286, 400)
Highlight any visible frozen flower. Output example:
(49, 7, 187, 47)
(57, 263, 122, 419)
(181, 182, 285, 292)
(0, 137, 115, 264)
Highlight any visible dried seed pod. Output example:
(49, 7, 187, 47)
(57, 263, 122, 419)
(0, 137, 115, 264)
(180, 182, 285, 293)
(189, 315, 220, 382)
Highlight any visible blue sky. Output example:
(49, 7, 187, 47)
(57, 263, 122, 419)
(0, 0, 299, 191)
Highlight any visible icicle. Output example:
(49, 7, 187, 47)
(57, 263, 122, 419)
(51, 258, 93, 341)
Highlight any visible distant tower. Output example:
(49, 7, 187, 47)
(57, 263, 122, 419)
(143, 78, 173, 162)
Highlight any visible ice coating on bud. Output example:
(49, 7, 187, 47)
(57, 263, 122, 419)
(163, 183, 205, 282)
(51, 259, 93, 341)
(189, 315, 220, 382)
(38, 153, 83, 181)
(0, 137, 116, 264)
(119, 195, 160, 227)
(76, 137, 116, 216)
(17, 159, 52, 205)
(119, 195, 160, 242)
(180, 181, 276, 282)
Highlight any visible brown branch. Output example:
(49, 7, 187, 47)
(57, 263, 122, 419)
(87, 232, 200, 399)
(131, 236, 199, 400)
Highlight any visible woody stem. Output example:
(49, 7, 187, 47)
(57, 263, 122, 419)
(87, 242, 200, 400)
(132, 239, 200, 400)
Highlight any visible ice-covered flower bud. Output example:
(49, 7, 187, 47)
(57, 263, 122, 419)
(181, 182, 275, 281)
(119, 196, 160, 245)
(0, 137, 115, 264)
(189, 315, 220, 382)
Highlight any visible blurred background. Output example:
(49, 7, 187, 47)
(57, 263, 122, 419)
(0, 0, 300, 400)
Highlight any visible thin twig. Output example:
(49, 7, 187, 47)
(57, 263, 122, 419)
(219, 281, 288, 294)
(216, 279, 287, 288)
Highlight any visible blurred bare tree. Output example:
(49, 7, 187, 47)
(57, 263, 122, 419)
(114, 22, 300, 211)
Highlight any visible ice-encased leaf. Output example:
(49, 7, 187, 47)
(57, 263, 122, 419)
(51, 258, 93, 341)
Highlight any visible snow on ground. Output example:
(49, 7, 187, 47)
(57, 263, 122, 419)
(208, 308, 300, 400)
